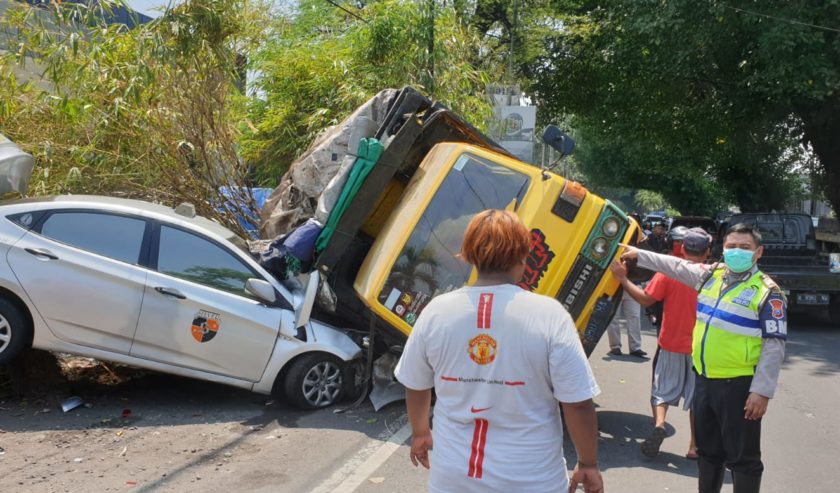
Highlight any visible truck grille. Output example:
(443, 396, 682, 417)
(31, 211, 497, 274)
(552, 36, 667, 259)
(556, 255, 605, 320)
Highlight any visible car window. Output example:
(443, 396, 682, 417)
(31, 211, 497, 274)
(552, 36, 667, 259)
(157, 226, 255, 296)
(758, 222, 783, 242)
(782, 219, 800, 242)
(39, 212, 146, 264)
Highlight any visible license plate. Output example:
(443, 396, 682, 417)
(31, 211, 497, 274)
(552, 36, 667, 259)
(796, 293, 830, 305)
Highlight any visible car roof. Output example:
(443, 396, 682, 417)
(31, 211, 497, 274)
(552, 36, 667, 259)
(4, 195, 244, 246)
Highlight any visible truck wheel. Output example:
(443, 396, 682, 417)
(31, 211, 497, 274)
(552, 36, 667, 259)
(830, 296, 840, 327)
(0, 298, 31, 366)
(284, 353, 346, 410)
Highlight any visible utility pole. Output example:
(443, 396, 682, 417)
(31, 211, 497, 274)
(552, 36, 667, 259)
(509, 0, 517, 81)
(422, 0, 436, 92)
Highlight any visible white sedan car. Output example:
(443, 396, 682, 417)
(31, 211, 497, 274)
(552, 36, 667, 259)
(0, 195, 362, 409)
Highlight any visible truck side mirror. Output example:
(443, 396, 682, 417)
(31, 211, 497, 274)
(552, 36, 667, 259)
(542, 125, 575, 157)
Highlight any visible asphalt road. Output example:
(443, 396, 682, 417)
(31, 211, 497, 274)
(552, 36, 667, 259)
(1, 311, 837, 492)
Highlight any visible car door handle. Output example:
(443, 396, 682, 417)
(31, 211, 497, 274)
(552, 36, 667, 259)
(24, 247, 59, 260)
(154, 287, 187, 300)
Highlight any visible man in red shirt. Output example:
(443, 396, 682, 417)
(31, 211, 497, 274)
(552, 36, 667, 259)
(610, 227, 712, 459)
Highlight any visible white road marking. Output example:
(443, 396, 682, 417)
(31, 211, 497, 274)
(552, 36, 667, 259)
(310, 414, 413, 493)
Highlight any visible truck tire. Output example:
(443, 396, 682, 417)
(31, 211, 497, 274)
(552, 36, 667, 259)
(283, 353, 347, 410)
(830, 295, 840, 327)
(0, 297, 31, 366)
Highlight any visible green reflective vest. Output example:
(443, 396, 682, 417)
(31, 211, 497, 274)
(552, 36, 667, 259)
(693, 269, 769, 378)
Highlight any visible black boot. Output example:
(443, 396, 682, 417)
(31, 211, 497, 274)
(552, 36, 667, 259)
(732, 472, 762, 493)
(698, 459, 725, 493)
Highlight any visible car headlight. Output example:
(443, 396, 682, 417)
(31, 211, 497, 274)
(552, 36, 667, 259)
(591, 237, 609, 259)
(602, 217, 620, 238)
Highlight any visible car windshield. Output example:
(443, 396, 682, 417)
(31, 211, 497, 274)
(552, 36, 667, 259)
(672, 219, 716, 235)
(376, 153, 530, 326)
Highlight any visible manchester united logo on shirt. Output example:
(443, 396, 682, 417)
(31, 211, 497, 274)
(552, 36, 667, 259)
(468, 334, 497, 365)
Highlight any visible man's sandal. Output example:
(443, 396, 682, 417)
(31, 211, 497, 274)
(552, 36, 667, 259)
(641, 427, 667, 458)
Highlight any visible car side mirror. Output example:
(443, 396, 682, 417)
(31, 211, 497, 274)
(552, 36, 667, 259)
(246, 278, 277, 304)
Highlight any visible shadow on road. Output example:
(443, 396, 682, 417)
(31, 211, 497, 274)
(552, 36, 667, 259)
(785, 311, 840, 377)
(591, 410, 699, 478)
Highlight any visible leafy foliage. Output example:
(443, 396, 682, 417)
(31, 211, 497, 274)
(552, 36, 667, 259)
(241, 0, 494, 182)
(0, 0, 266, 235)
(527, 0, 838, 215)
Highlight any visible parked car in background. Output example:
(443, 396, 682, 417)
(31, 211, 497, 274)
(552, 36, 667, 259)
(716, 213, 840, 325)
(668, 216, 717, 255)
(642, 212, 667, 230)
(669, 216, 716, 237)
(0, 196, 363, 409)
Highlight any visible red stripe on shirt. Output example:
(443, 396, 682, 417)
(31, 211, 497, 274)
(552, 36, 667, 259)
(504, 381, 525, 386)
(477, 293, 493, 329)
(440, 376, 459, 382)
(467, 418, 489, 479)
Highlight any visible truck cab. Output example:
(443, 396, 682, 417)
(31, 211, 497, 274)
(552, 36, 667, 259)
(308, 88, 639, 355)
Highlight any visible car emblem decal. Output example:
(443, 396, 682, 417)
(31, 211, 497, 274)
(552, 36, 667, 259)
(191, 310, 221, 343)
(468, 334, 497, 365)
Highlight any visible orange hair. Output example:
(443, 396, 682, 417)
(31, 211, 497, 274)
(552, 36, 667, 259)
(460, 209, 530, 273)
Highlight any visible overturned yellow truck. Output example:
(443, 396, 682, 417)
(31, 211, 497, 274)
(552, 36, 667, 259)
(262, 87, 638, 403)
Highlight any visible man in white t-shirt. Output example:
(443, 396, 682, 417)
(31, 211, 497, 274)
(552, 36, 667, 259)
(395, 209, 604, 493)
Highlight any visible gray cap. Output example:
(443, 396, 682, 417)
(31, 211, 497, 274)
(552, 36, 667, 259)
(683, 227, 712, 251)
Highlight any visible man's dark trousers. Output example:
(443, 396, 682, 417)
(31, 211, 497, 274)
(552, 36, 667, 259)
(695, 373, 763, 493)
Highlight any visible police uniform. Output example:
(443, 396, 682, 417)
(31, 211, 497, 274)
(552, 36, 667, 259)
(634, 251, 787, 493)
(693, 267, 787, 492)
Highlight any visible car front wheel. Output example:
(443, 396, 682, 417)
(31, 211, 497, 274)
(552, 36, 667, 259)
(283, 353, 347, 410)
(0, 298, 31, 366)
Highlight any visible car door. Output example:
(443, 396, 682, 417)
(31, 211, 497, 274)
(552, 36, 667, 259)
(130, 223, 282, 382)
(6, 210, 150, 353)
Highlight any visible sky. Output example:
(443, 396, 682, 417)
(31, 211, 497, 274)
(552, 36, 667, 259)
(125, 0, 175, 18)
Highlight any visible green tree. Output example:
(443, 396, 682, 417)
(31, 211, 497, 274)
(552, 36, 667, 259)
(527, 0, 834, 215)
(0, 0, 267, 235)
(241, 0, 495, 182)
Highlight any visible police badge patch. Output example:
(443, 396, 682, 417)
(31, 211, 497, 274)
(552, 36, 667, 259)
(732, 288, 756, 307)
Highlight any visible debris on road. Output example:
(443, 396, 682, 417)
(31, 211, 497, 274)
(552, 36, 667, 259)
(61, 396, 85, 413)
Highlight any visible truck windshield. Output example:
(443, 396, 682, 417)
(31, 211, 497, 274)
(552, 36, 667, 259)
(377, 153, 530, 326)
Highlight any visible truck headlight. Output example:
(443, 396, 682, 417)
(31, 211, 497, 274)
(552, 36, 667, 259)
(592, 237, 609, 259)
(602, 217, 620, 238)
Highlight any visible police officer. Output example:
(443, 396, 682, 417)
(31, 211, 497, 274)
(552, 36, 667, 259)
(621, 224, 786, 493)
